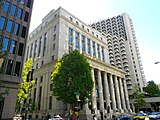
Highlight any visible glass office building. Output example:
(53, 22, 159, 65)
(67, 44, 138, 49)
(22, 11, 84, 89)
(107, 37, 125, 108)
(0, 0, 34, 119)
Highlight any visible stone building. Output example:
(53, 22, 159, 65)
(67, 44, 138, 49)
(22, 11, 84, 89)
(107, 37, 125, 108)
(26, 7, 131, 119)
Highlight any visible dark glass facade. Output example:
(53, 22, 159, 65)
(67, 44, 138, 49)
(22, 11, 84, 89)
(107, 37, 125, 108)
(0, 0, 34, 119)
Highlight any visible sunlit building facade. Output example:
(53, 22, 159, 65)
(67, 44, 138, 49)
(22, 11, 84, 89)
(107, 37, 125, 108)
(0, 0, 34, 119)
(26, 7, 131, 119)
(90, 13, 146, 97)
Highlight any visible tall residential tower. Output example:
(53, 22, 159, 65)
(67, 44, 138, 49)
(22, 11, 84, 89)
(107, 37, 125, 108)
(0, 0, 34, 119)
(90, 13, 146, 97)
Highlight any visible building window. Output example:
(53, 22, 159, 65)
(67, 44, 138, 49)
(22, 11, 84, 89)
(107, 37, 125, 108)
(20, 0, 25, 5)
(97, 44, 100, 59)
(52, 55, 54, 61)
(24, 12, 29, 22)
(92, 41, 95, 57)
(17, 8, 23, 19)
(87, 38, 91, 54)
(18, 43, 24, 56)
(81, 35, 85, 52)
(38, 37, 42, 57)
(10, 40, 17, 54)
(53, 34, 56, 40)
(14, 61, 21, 76)
(10, 4, 17, 16)
(40, 76, 43, 82)
(27, 0, 31, 8)
(21, 26, 27, 38)
(41, 60, 44, 66)
(2, 37, 9, 51)
(53, 44, 55, 50)
(82, 25, 84, 29)
(69, 28, 73, 36)
(101, 47, 104, 61)
(6, 60, 13, 75)
(49, 96, 52, 109)
(3, 1, 10, 12)
(0, 16, 6, 30)
(75, 31, 79, 49)
(14, 23, 20, 35)
(76, 21, 79, 25)
(69, 17, 72, 21)
(30, 43, 33, 58)
(50, 84, 52, 91)
(6, 20, 13, 33)
(54, 25, 56, 31)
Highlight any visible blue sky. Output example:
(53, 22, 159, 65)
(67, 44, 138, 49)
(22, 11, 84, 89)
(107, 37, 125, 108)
(29, 0, 160, 84)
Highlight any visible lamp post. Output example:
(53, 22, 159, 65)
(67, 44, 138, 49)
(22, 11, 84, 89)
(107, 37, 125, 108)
(74, 92, 81, 112)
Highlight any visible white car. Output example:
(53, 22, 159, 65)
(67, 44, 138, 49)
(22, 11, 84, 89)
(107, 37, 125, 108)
(13, 114, 22, 120)
(49, 115, 64, 120)
(149, 112, 160, 119)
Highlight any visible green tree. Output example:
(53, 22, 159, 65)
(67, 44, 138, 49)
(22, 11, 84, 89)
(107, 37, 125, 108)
(143, 80, 160, 97)
(133, 84, 146, 112)
(16, 58, 35, 113)
(51, 50, 93, 108)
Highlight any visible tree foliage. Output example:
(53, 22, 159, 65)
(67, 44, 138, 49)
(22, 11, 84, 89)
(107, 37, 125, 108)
(143, 80, 160, 97)
(51, 50, 93, 106)
(133, 84, 146, 112)
(16, 58, 35, 112)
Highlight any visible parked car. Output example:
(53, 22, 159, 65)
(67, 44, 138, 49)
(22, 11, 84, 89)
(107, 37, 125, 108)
(13, 114, 22, 120)
(49, 115, 64, 120)
(133, 113, 149, 120)
(148, 112, 160, 119)
(114, 114, 132, 120)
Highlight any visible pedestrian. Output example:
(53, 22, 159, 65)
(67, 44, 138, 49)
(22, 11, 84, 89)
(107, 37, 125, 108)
(93, 115, 97, 120)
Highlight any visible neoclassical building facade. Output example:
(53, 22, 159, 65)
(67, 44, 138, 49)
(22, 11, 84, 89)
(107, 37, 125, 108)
(26, 7, 131, 119)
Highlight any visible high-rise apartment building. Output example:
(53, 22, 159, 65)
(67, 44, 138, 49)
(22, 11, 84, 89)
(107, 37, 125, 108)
(26, 7, 131, 119)
(90, 13, 146, 97)
(0, 0, 34, 119)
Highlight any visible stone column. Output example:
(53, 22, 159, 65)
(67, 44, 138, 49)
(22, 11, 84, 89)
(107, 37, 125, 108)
(91, 68, 97, 111)
(109, 73, 117, 112)
(114, 76, 123, 112)
(97, 69, 104, 111)
(119, 78, 127, 112)
(103, 72, 110, 109)
(123, 79, 132, 112)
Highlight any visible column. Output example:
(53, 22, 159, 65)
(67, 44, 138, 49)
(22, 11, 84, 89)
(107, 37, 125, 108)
(123, 79, 132, 112)
(97, 69, 104, 111)
(109, 73, 116, 112)
(103, 72, 110, 109)
(114, 76, 122, 112)
(91, 68, 97, 111)
(119, 78, 127, 112)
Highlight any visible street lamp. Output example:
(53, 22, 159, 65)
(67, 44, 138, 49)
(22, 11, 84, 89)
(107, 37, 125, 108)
(74, 92, 80, 102)
(74, 92, 81, 112)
